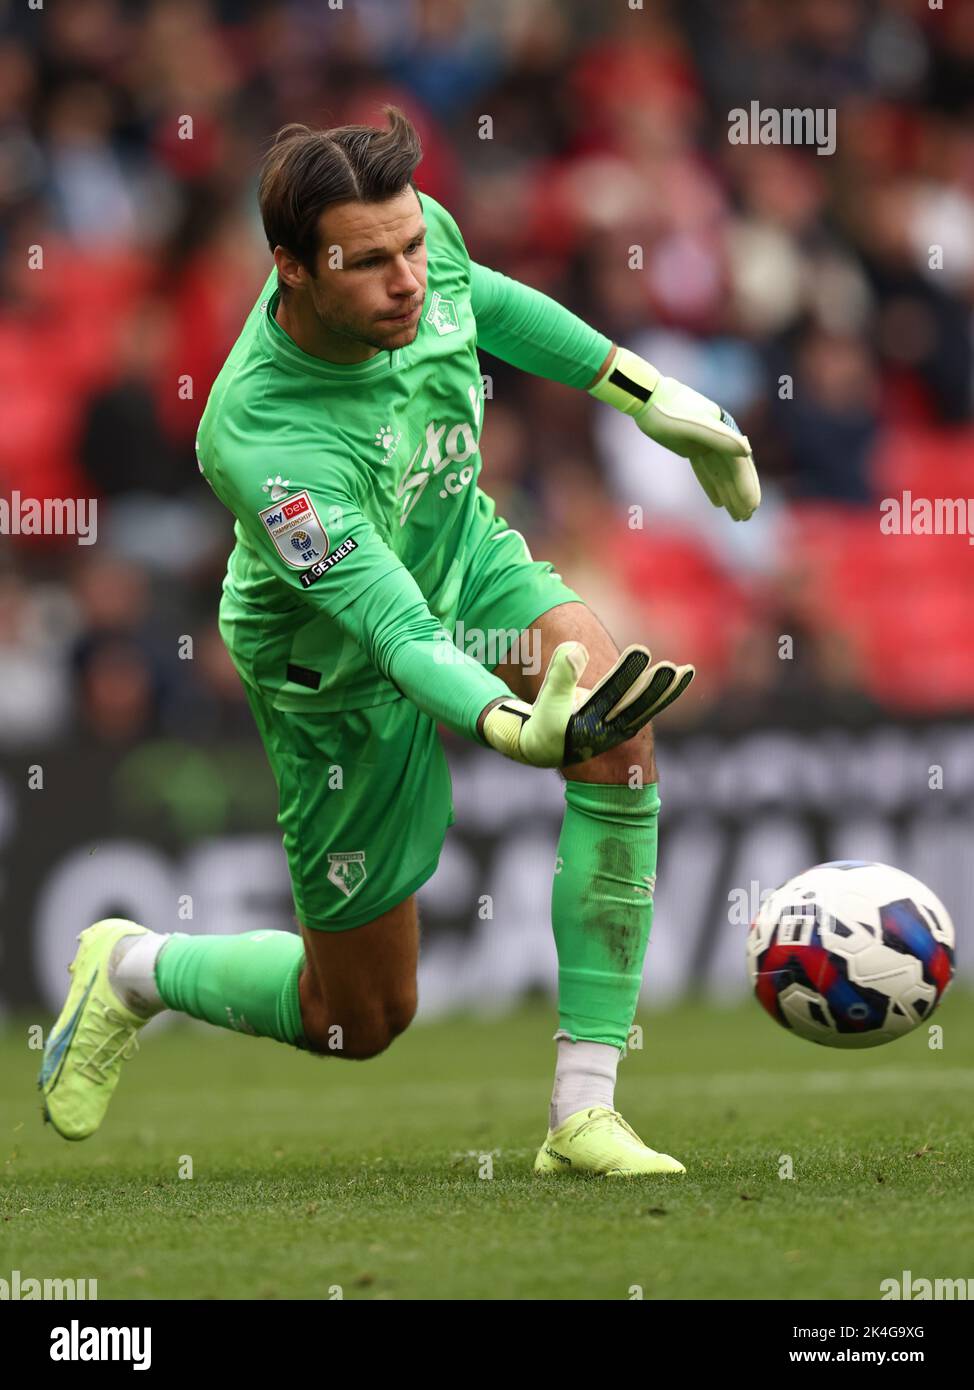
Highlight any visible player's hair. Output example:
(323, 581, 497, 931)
(258, 106, 423, 288)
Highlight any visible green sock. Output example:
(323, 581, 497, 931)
(155, 931, 307, 1046)
(552, 780, 660, 1049)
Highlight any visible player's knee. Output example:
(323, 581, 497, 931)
(341, 996, 416, 1059)
(303, 992, 417, 1060)
(574, 723, 657, 785)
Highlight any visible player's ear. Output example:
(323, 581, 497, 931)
(273, 245, 307, 293)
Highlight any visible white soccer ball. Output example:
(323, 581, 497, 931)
(747, 861, 955, 1048)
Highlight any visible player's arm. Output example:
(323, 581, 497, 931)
(221, 467, 684, 767)
(469, 261, 760, 521)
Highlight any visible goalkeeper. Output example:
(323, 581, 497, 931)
(40, 108, 759, 1177)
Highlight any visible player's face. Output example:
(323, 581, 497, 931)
(307, 189, 428, 351)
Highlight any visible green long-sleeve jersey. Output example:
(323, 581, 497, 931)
(196, 190, 610, 740)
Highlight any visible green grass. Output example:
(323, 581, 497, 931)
(1, 996, 972, 1300)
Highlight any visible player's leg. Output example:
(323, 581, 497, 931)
(115, 897, 423, 1064)
(38, 896, 420, 1141)
(494, 600, 683, 1175)
(456, 511, 685, 1173)
(39, 690, 450, 1139)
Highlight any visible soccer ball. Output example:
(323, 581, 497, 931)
(747, 861, 955, 1048)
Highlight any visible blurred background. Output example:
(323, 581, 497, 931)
(0, 0, 971, 1015)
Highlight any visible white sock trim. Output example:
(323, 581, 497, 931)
(108, 931, 169, 1017)
(549, 1038, 621, 1131)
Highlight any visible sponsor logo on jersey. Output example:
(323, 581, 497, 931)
(425, 291, 460, 335)
(327, 851, 367, 898)
(258, 489, 327, 567)
(396, 382, 483, 525)
(298, 536, 358, 588)
(262, 474, 292, 501)
(373, 422, 402, 468)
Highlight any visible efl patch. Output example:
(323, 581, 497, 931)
(258, 489, 327, 568)
(299, 537, 358, 588)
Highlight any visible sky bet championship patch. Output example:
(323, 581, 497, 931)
(258, 489, 328, 568)
(299, 537, 358, 588)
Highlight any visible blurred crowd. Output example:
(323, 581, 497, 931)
(1, 0, 973, 752)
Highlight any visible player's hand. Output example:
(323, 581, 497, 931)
(634, 376, 761, 522)
(588, 346, 761, 522)
(480, 642, 694, 768)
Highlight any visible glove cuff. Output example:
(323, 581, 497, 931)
(482, 699, 531, 763)
(587, 346, 661, 417)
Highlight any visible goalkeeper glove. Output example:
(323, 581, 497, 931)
(589, 346, 761, 522)
(480, 641, 694, 768)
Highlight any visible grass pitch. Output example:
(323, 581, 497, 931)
(1, 996, 971, 1300)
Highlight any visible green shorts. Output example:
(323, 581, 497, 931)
(237, 520, 581, 930)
